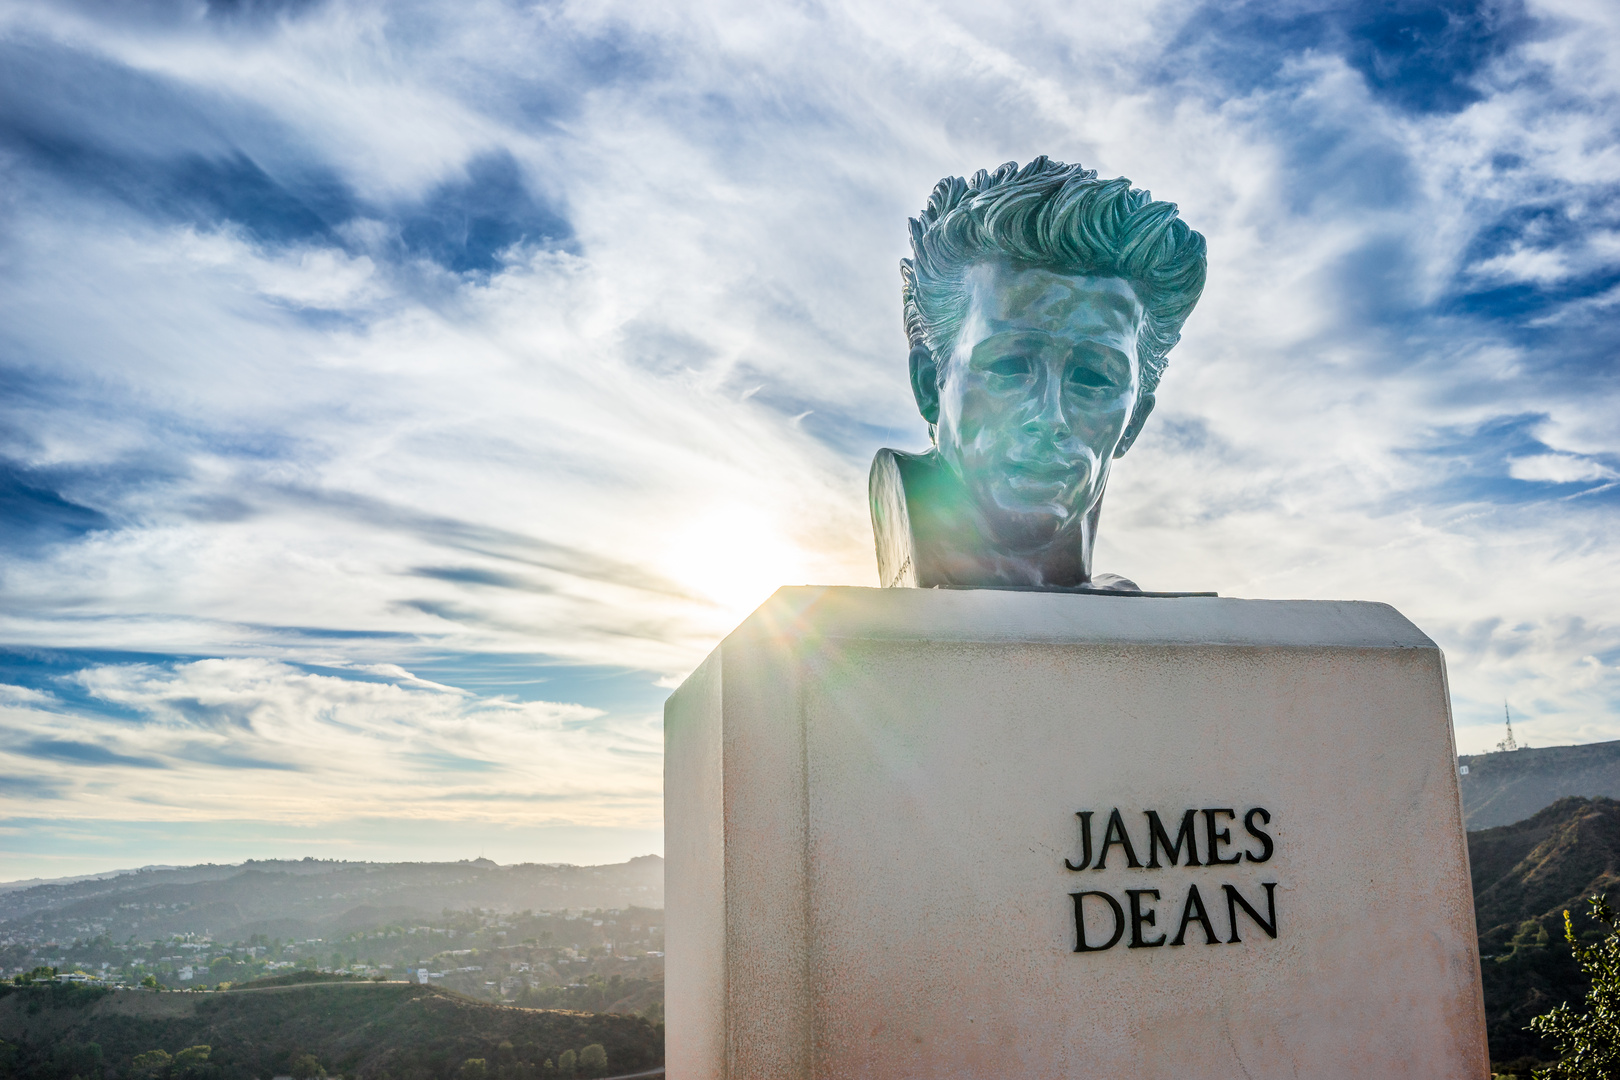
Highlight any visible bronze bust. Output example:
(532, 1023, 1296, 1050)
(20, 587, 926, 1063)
(871, 158, 1206, 590)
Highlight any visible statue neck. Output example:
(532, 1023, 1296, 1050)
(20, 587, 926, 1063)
(869, 448, 1104, 589)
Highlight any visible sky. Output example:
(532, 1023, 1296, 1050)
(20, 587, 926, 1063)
(1, 0, 1617, 881)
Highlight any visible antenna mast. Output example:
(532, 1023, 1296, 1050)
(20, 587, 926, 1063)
(1496, 701, 1518, 753)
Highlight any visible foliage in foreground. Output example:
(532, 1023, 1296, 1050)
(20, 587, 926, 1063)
(1530, 894, 1620, 1078)
(0, 979, 660, 1080)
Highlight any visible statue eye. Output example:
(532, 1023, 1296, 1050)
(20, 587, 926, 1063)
(1068, 366, 1113, 390)
(985, 357, 1031, 378)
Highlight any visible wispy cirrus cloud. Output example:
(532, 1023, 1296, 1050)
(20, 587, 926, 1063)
(1, 656, 660, 823)
(0, 0, 1617, 873)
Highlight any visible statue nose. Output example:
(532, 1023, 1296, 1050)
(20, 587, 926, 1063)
(1023, 381, 1070, 439)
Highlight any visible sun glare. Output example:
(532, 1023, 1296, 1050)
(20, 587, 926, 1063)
(661, 507, 810, 619)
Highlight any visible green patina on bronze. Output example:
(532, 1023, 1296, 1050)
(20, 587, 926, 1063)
(872, 157, 1207, 591)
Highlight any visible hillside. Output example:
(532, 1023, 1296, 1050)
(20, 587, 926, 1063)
(1460, 741, 1620, 829)
(0, 978, 662, 1079)
(22, 795, 1620, 1073)
(1468, 796, 1620, 1063)
(0, 856, 663, 949)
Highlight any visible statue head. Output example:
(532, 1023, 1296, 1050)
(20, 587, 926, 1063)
(901, 158, 1205, 555)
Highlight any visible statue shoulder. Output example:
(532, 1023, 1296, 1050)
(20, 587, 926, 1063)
(869, 448, 941, 588)
(868, 446, 946, 492)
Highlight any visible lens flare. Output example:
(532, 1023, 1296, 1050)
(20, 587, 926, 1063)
(660, 507, 809, 618)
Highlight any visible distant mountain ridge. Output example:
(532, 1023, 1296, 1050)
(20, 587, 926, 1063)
(0, 866, 181, 896)
(0, 855, 663, 947)
(1460, 740, 1620, 829)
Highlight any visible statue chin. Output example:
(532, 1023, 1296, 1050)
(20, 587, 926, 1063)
(980, 500, 1080, 553)
(869, 447, 1138, 591)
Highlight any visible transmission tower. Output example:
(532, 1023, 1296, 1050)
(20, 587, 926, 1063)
(1496, 701, 1518, 753)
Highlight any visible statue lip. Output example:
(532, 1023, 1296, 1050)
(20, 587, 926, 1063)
(1005, 458, 1076, 483)
(1002, 475, 1079, 513)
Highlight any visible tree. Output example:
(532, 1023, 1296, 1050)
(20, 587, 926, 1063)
(576, 1045, 607, 1077)
(458, 1059, 487, 1080)
(54, 1040, 103, 1079)
(289, 1054, 326, 1080)
(132, 1050, 172, 1078)
(1531, 894, 1620, 1077)
(555, 1049, 575, 1077)
(174, 1046, 211, 1077)
(141, 975, 160, 989)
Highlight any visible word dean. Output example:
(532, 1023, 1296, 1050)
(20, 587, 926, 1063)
(1067, 807, 1278, 954)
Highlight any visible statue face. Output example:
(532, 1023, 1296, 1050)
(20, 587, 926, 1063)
(925, 263, 1150, 551)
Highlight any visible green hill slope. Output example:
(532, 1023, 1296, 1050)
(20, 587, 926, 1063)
(0, 979, 661, 1080)
(1468, 796, 1620, 1063)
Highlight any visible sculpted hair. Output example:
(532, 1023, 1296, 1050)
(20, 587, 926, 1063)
(901, 157, 1206, 395)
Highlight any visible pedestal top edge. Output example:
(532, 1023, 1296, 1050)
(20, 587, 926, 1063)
(731, 585, 1438, 652)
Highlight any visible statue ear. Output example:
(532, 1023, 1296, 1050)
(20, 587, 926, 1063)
(1113, 392, 1155, 458)
(909, 344, 941, 426)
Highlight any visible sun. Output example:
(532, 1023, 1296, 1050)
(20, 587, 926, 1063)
(660, 506, 810, 619)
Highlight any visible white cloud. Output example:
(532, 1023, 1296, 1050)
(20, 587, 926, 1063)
(1508, 454, 1618, 484)
(171, 229, 382, 309)
(0, 683, 53, 706)
(0, 660, 661, 828)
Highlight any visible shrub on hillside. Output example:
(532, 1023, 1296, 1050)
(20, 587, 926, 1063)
(288, 1053, 325, 1079)
(132, 1049, 172, 1077)
(576, 1043, 607, 1077)
(1531, 894, 1620, 1077)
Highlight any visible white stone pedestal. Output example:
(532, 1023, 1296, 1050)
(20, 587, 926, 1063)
(664, 587, 1487, 1079)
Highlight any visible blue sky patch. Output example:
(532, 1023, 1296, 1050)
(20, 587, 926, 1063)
(397, 150, 574, 273)
(1170, 0, 1536, 114)
(0, 461, 114, 553)
(20, 738, 165, 769)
